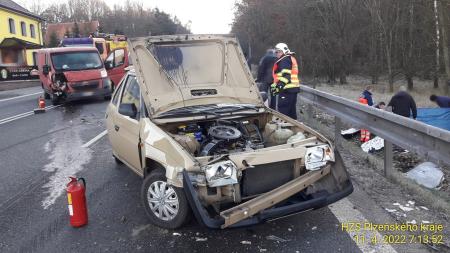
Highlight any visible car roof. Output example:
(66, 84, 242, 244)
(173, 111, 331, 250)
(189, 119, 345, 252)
(38, 47, 99, 53)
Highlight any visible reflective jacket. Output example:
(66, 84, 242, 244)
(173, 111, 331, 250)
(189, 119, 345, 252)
(272, 54, 300, 92)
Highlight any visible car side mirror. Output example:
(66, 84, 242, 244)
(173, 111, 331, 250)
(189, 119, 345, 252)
(105, 61, 113, 70)
(42, 65, 50, 75)
(30, 69, 39, 76)
(119, 103, 137, 119)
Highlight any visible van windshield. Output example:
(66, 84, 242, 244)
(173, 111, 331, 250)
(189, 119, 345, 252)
(51, 51, 103, 71)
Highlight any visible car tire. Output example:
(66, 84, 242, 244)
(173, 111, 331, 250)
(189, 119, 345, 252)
(104, 95, 111, 100)
(141, 169, 191, 229)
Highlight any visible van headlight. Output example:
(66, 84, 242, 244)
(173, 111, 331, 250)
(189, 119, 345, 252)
(305, 145, 334, 171)
(100, 68, 108, 78)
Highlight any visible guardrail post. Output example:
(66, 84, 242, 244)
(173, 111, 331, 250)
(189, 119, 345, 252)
(335, 117, 341, 148)
(384, 139, 393, 178)
(306, 104, 314, 125)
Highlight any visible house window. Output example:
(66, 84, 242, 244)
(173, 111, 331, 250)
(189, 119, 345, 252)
(9, 18, 15, 34)
(21, 21, 27, 36)
(30, 24, 36, 38)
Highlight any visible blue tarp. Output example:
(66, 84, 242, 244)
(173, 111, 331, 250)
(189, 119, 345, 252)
(417, 108, 450, 131)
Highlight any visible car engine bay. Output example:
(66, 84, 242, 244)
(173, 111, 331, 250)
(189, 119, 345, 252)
(166, 115, 311, 157)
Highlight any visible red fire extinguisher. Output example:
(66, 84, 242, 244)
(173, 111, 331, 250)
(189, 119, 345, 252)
(66, 177, 88, 227)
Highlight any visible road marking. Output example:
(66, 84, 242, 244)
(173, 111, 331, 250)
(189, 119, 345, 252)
(82, 130, 108, 148)
(0, 92, 42, 103)
(0, 105, 60, 125)
(329, 198, 398, 253)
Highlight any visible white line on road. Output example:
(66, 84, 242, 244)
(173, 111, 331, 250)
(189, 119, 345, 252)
(0, 105, 60, 125)
(329, 198, 398, 253)
(81, 130, 108, 148)
(0, 92, 42, 103)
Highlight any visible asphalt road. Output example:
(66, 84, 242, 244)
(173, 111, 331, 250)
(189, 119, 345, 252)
(0, 86, 431, 253)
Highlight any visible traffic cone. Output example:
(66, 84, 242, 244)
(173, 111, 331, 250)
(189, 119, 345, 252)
(34, 96, 46, 114)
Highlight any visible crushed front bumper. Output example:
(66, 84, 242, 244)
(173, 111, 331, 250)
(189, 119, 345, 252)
(182, 169, 353, 229)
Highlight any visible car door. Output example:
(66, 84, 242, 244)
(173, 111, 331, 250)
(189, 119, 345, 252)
(105, 48, 129, 88)
(106, 73, 126, 152)
(113, 75, 142, 174)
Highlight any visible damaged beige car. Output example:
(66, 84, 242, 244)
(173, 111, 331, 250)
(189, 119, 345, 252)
(106, 34, 353, 229)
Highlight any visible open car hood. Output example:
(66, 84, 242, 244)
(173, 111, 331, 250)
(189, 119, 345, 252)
(128, 35, 264, 116)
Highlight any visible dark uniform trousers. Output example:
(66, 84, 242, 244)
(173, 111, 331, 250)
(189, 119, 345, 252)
(269, 92, 298, 120)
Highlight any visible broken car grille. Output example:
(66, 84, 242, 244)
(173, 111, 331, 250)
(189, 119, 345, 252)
(70, 81, 100, 91)
(241, 160, 295, 196)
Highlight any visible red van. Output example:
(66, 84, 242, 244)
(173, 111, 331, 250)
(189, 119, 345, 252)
(35, 47, 128, 105)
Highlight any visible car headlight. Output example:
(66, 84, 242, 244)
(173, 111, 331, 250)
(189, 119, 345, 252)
(305, 145, 334, 171)
(100, 68, 108, 78)
(202, 160, 238, 187)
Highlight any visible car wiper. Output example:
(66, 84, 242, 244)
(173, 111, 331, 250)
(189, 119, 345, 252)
(155, 108, 220, 119)
(213, 105, 262, 113)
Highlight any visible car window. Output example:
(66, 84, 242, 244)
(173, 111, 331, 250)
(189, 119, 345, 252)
(119, 76, 140, 116)
(95, 42, 104, 54)
(114, 49, 125, 66)
(112, 76, 127, 106)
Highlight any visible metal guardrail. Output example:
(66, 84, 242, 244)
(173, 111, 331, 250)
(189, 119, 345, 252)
(298, 85, 450, 177)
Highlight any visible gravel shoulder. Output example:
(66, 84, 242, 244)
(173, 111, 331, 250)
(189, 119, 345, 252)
(297, 98, 450, 251)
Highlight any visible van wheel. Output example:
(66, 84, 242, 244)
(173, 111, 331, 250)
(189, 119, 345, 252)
(141, 169, 191, 229)
(43, 90, 50, 99)
(51, 94, 60, 105)
(104, 95, 111, 100)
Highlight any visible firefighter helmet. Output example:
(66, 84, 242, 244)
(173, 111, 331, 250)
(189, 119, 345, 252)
(274, 43, 290, 55)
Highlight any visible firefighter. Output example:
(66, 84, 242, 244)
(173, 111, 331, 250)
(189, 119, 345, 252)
(269, 43, 300, 119)
(358, 93, 371, 143)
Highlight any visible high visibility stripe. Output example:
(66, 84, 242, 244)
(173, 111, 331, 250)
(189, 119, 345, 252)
(278, 77, 289, 84)
(284, 83, 300, 89)
(67, 193, 72, 205)
(280, 69, 292, 74)
(272, 55, 301, 89)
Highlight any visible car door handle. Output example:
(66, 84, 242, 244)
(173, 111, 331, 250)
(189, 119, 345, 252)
(114, 125, 120, 131)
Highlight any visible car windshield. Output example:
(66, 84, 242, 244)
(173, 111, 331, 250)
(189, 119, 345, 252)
(148, 42, 223, 86)
(51, 51, 103, 71)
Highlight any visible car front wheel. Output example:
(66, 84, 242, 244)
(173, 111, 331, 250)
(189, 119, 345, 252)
(141, 169, 191, 229)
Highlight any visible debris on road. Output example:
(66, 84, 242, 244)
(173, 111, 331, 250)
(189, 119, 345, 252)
(406, 162, 444, 189)
(266, 235, 289, 242)
(407, 220, 417, 224)
(361, 136, 384, 153)
(341, 128, 359, 139)
(240, 241, 251, 245)
(195, 237, 207, 242)
(398, 205, 414, 212)
(311, 226, 317, 230)
(173, 232, 182, 236)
